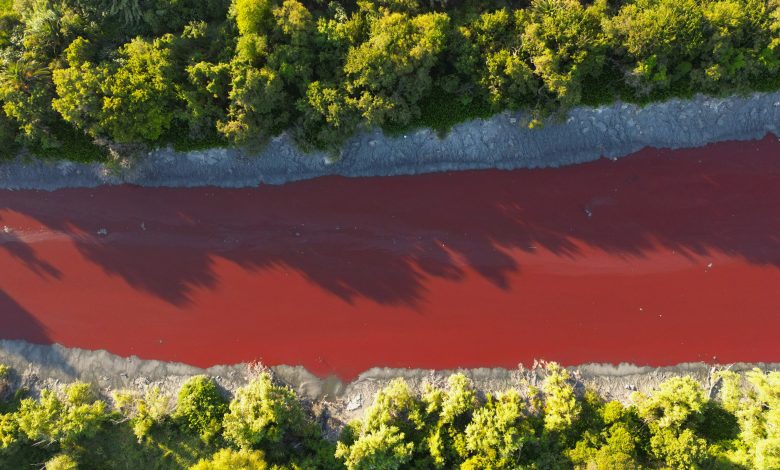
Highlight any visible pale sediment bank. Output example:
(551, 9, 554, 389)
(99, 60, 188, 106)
(1, 340, 778, 434)
(1, 92, 779, 190)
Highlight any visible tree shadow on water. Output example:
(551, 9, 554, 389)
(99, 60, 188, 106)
(1, 135, 779, 308)
(0, 289, 49, 344)
(0, 225, 58, 343)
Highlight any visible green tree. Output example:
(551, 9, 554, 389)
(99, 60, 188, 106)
(294, 80, 359, 152)
(517, 0, 609, 107)
(454, 9, 535, 110)
(697, 0, 780, 92)
(44, 453, 78, 470)
(222, 372, 314, 459)
(609, 0, 707, 96)
(233, 0, 275, 37)
(180, 61, 231, 138)
(336, 378, 424, 469)
(268, 0, 315, 92)
(335, 424, 414, 470)
(0, 0, 20, 49)
(112, 387, 171, 441)
(0, 110, 17, 158)
(420, 374, 478, 467)
(542, 363, 582, 433)
(218, 63, 287, 144)
(0, 58, 57, 148)
(101, 36, 179, 142)
(0, 412, 20, 450)
(0, 0, 88, 149)
(174, 375, 228, 443)
(343, 10, 449, 128)
(632, 377, 709, 468)
(189, 448, 268, 470)
(53, 35, 179, 142)
(51, 37, 107, 137)
(568, 400, 644, 469)
(461, 389, 533, 469)
(717, 369, 780, 468)
(15, 383, 107, 448)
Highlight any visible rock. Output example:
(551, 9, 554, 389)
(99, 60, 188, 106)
(345, 394, 362, 411)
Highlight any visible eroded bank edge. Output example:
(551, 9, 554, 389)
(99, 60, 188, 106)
(1, 92, 779, 190)
(1, 339, 778, 434)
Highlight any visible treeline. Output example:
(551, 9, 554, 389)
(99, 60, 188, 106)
(1, 363, 780, 469)
(0, 0, 778, 159)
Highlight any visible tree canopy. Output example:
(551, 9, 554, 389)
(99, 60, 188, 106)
(1, 0, 779, 158)
(1, 364, 779, 468)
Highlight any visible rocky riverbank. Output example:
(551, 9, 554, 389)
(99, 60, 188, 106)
(1, 340, 777, 437)
(1, 92, 779, 190)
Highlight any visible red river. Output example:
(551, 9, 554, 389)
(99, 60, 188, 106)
(2, 136, 780, 380)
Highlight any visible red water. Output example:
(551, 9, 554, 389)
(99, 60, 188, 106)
(2, 136, 780, 380)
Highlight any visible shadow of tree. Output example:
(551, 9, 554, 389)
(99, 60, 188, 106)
(0, 289, 78, 379)
(1, 135, 779, 309)
(0, 290, 49, 343)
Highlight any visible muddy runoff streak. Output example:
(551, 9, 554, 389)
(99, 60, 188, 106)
(1, 136, 780, 381)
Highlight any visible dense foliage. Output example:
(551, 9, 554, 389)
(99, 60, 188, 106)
(0, 0, 779, 159)
(1, 363, 780, 468)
